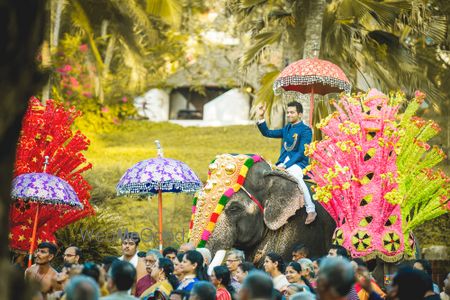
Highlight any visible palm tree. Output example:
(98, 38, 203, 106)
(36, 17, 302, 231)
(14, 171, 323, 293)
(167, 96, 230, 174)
(45, 0, 185, 103)
(230, 0, 448, 124)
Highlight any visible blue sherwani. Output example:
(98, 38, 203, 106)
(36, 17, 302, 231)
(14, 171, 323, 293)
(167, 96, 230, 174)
(257, 120, 312, 169)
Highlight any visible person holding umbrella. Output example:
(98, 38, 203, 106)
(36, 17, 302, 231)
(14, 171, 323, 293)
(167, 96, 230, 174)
(256, 102, 316, 224)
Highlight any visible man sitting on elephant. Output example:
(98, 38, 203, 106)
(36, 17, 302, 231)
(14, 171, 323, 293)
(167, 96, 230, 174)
(257, 101, 317, 224)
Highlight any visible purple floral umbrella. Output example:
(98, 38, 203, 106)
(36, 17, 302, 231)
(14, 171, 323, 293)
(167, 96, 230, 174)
(116, 141, 201, 250)
(11, 171, 83, 266)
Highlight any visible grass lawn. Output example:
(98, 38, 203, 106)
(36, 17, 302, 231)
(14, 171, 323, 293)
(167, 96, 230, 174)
(83, 120, 280, 249)
(81, 120, 449, 251)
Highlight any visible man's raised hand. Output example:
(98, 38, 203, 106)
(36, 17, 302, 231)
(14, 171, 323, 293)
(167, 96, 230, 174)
(257, 104, 266, 120)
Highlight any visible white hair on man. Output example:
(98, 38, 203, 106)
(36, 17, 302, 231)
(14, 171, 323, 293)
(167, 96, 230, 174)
(196, 248, 212, 265)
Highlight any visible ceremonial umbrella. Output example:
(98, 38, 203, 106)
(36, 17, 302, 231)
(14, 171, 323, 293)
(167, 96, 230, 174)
(11, 161, 83, 267)
(273, 57, 351, 126)
(116, 141, 202, 251)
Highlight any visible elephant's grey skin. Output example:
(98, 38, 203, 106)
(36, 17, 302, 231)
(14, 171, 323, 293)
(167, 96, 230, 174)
(202, 160, 336, 265)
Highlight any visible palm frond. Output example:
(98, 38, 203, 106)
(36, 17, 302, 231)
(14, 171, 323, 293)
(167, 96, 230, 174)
(55, 208, 122, 265)
(254, 69, 281, 120)
(240, 31, 282, 69)
(146, 0, 182, 28)
(69, 0, 104, 71)
(241, 0, 268, 9)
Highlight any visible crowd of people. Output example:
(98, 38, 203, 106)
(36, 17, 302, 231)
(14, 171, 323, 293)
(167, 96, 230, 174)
(16, 232, 449, 300)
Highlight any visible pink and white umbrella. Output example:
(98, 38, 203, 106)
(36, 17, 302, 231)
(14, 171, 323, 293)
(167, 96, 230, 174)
(273, 57, 351, 126)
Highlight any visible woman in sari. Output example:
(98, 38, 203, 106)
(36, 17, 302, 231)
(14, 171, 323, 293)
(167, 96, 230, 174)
(141, 258, 179, 300)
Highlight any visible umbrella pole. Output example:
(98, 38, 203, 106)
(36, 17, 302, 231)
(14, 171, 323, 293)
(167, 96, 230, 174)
(158, 189, 163, 253)
(309, 87, 315, 128)
(28, 204, 40, 268)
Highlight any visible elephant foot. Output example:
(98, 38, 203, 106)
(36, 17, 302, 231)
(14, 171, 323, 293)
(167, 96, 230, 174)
(305, 211, 317, 224)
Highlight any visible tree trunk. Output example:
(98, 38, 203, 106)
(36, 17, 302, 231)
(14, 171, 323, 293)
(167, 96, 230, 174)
(0, 1, 48, 299)
(300, 0, 326, 128)
(51, 0, 65, 49)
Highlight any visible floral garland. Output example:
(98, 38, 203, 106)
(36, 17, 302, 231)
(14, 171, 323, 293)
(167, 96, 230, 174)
(189, 154, 262, 248)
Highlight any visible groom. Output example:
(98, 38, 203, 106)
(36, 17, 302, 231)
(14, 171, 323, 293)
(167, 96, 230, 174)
(256, 101, 317, 224)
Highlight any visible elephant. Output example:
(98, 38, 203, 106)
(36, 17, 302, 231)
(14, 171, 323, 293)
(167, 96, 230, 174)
(194, 157, 336, 265)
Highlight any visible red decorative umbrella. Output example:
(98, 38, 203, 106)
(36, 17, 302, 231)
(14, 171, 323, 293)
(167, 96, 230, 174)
(273, 57, 351, 126)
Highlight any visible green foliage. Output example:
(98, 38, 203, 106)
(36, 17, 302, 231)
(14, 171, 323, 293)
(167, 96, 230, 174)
(396, 92, 450, 246)
(55, 208, 122, 265)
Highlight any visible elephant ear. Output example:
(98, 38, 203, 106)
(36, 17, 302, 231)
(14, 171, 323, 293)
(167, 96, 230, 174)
(262, 169, 304, 230)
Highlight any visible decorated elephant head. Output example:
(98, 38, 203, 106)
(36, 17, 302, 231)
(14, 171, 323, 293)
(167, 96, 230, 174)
(188, 154, 305, 256)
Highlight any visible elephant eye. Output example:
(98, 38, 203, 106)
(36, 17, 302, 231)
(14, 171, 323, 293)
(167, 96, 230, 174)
(227, 203, 241, 213)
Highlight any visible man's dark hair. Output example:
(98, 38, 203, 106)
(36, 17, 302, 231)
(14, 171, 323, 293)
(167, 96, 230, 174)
(287, 101, 303, 114)
(238, 262, 255, 273)
(292, 244, 309, 257)
(319, 257, 355, 297)
(415, 259, 432, 276)
(242, 270, 274, 299)
(392, 266, 428, 300)
(82, 262, 100, 283)
(191, 281, 216, 300)
(163, 246, 178, 257)
(109, 260, 136, 291)
(38, 242, 57, 256)
(122, 231, 140, 246)
(66, 246, 81, 257)
(330, 244, 349, 259)
(266, 252, 286, 273)
(101, 256, 119, 273)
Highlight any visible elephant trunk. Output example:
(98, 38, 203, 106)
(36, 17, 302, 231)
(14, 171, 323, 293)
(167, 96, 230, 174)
(205, 215, 235, 257)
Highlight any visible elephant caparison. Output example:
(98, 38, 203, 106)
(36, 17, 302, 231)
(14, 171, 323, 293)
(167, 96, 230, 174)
(192, 157, 336, 264)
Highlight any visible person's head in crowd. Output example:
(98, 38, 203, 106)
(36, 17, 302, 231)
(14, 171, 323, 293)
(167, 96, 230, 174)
(273, 288, 283, 300)
(145, 249, 163, 274)
(285, 283, 312, 299)
(327, 245, 349, 259)
(285, 262, 303, 284)
(211, 265, 234, 294)
(107, 260, 136, 293)
(239, 270, 274, 300)
(137, 251, 146, 258)
(413, 259, 432, 276)
(350, 258, 366, 273)
(196, 248, 212, 266)
(101, 256, 119, 275)
(292, 244, 310, 261)
(151, 258, 179, 290)
(35, 242, 57, 265)
(179, 243, 195, 254)
(235, 262, 255, 284)
(173, 253, 184, 280)
(54, 263, 73, 291)
(163, 247, 178, 262)
(264, 252, 285, 277)
(387, 266, 428, 300)
(226, 249, 245, 274)
(312, 258, 322, 278)
(290, 291, 316, 300)
(169, 289, 189, 300)
(64, 246, 81, 264)
(82, 262, 101, 284)
(316, 257, 355, 300)
(190, 281, 216, 300)
(64, 275, 100, 300)
(121, 232, 140, 259)
(180, 250, 208, 281)
(298, 258, 315, 280)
